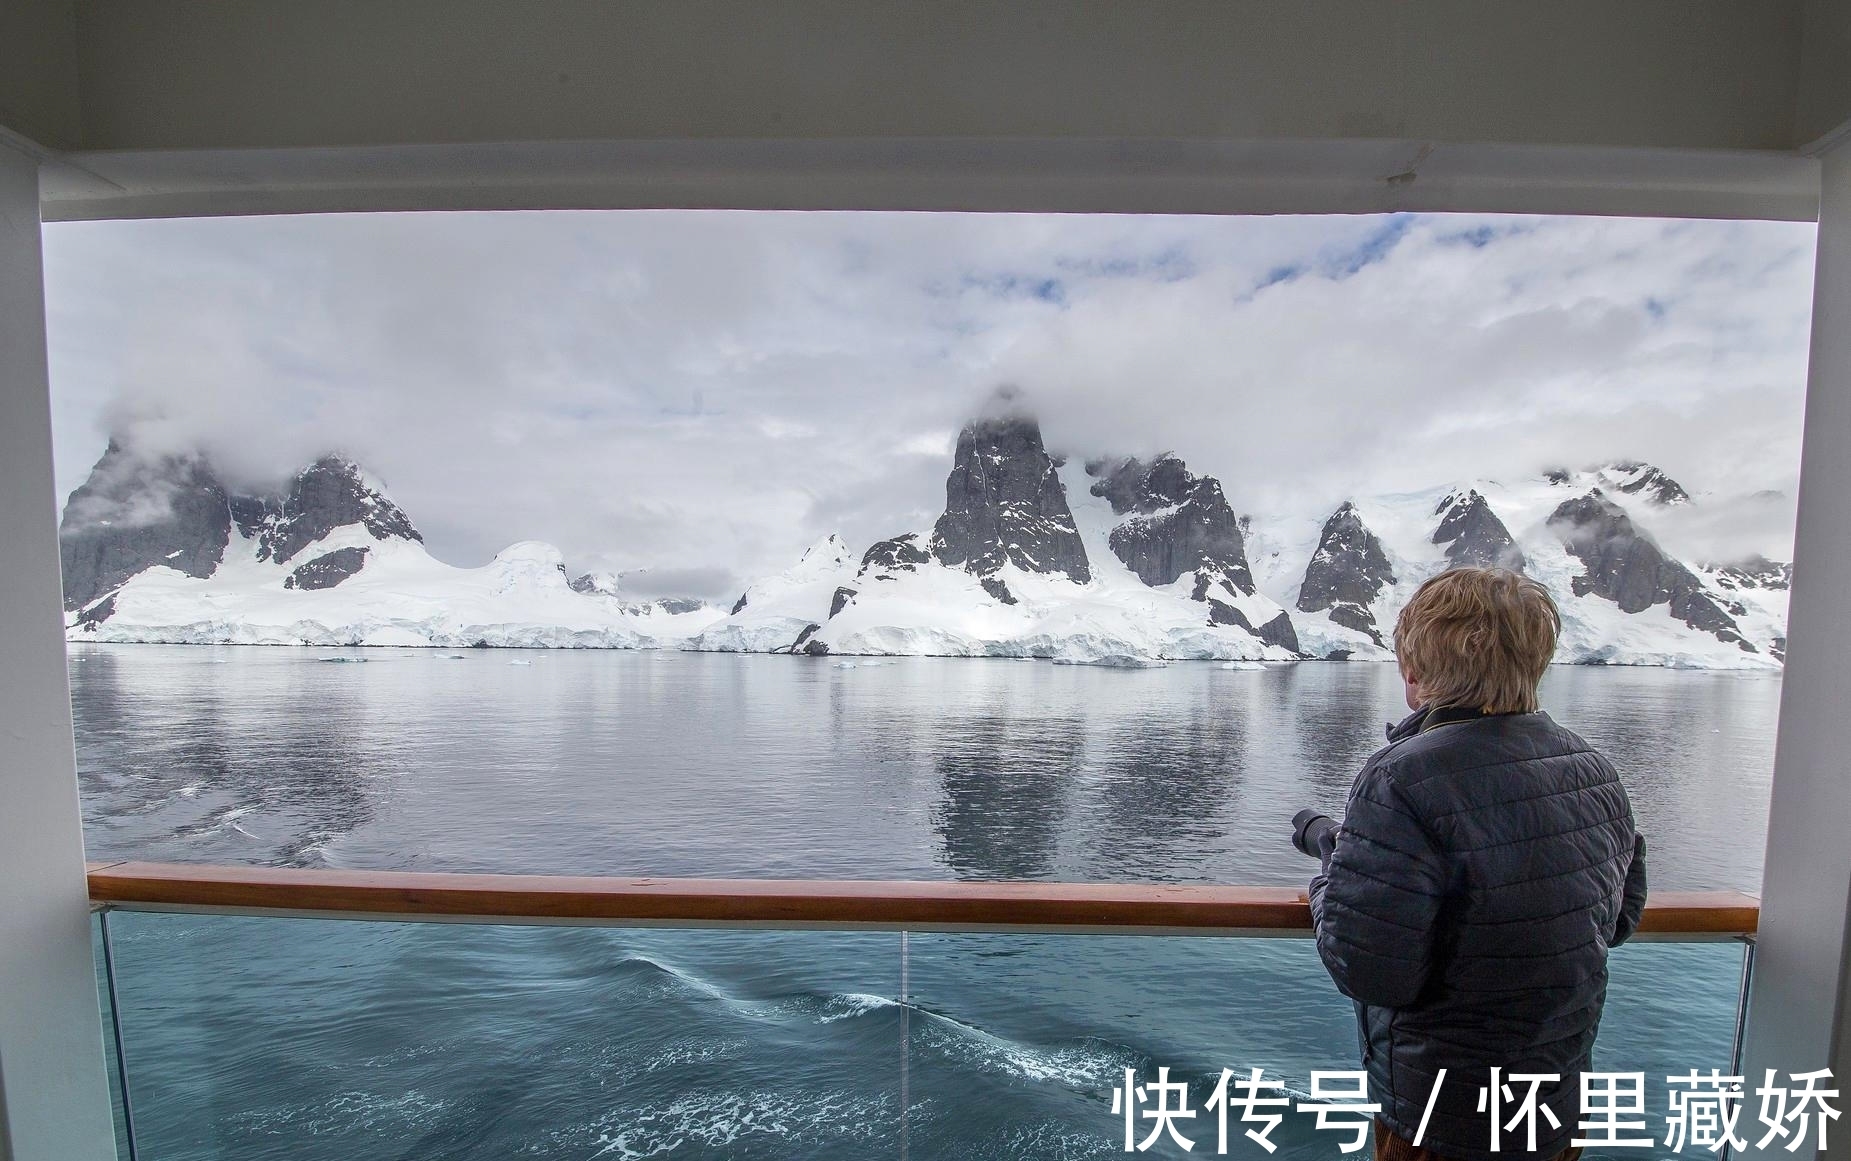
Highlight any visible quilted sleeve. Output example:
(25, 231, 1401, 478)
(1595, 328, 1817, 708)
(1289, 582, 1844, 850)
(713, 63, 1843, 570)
(1610, 831, 1648, 948)
(1309, 763, 1450, 1009)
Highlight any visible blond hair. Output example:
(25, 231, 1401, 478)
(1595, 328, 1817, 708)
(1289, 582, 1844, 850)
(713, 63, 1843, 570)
(1394, 568, 1559, 714)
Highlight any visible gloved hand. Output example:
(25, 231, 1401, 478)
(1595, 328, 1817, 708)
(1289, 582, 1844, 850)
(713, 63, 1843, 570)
(1292, 809, 1338, 863)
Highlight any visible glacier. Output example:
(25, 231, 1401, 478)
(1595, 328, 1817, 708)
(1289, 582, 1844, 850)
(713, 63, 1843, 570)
(62, 430, 1788, 669)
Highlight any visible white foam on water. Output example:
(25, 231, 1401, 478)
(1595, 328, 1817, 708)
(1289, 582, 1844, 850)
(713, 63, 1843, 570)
(640, 1036, 750, 1074)
(994, 1119, 1119, 1158)
(913, 1013, 1144, 1090)
(614, 954, 796, 1025)
(815, 992, 899, 1023)
(230, 1089, 453, 1137)
(587, 1088, 892, 1159)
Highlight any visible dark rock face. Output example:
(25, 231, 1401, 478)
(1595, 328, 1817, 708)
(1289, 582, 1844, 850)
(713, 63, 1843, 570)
(230, 494, 277, 540)
(860, 534, 929, 578)
(1297, 502, 1396, 646)
(928, 412, 1090, 583)
(980, 576, 1017, 605)
(258, 457, 421, 565)
(1544, 468, 1573, 486)
(1202, 597, 1301, 652)
(786, 623, 827, 654)
(1432, 490, 1525, 571)
(729, 592, 749, 615)
(59, 440, 234, 611)
(1601, 461, 1690, 506)
(1090, 454, 1300, 649)
(566, 576, 706, 616)
(283, 546, 371, 590)
(1711, 555, 1792, 592)
(1547, 490, 1750, 649)
(1087, 454, 1189, 517)
(61, 443, 430, 613)
(569, 573, 617, 597)
(1090, 455, 1257, 592)
(829, 586, 858, 618)
(72, 593, 118, 629)
(1255, 612, 1299, 652)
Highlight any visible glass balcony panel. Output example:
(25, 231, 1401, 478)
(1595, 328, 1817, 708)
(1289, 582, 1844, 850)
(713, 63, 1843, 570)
(899, 933, 1747, 1159)
(99, 913, 905, 1160)
(96, 909, 1747, 1160)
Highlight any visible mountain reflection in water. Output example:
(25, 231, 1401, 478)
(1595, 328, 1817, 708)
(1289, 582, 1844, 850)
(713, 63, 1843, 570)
(73, 645, 1777, 890)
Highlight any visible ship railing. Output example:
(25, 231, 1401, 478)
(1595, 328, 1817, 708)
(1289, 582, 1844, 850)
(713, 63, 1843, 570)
(83, 862, 1758, 1161)
(85, 860, 1757, 938)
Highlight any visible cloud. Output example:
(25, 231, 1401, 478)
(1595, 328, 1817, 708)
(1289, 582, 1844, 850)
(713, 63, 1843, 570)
(42, 210, 1815, 597)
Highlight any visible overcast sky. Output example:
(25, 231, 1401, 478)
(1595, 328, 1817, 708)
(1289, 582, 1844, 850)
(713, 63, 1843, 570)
(44, 210, 1816, 599)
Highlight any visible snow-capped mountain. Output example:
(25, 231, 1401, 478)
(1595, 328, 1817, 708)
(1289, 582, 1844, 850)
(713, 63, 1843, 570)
(683, 410, 1310, 663)
(1296, 501, 1398, 648)
(686, 534, 859, 654)
(61, 408, 1790, 668)
(61, 444, 721, 647)
(1086, 454, 1298, 651)
(1547, 461, 1691, 506)
(927, 390, 1091, 601)
(1256, 469, 1785, 668)
(568, 571, 712, 619)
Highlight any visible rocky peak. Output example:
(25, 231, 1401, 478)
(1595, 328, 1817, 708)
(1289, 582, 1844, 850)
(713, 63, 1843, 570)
(1297, 502, 1397, 645)
(1087, 455, 1256, 591)
(1084, 454, 1295, 647)
(1547, 490, 1749, 649)
(928, 405, 1090, 593)
(572, 571, 711, 618)
(257, 456, 422, 564)
(569, 571, 623, 598)
(1709, 555, 1792, 593)
(1432, 489, 1525, 571)
(792, 534, 853, 575)
(860, 533, 930, 579)
(58, 439, 234, 612)
(1086, 453, 1194, 516)
(283, 546, 371, 590)
(1597, 461, 1690, 506)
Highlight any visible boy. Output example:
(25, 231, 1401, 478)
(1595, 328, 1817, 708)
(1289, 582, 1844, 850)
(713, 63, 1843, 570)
(1291, 567, 1647, 1161)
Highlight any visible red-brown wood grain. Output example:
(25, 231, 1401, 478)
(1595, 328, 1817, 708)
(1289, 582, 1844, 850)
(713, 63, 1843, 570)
(85, 862, 1756, 936)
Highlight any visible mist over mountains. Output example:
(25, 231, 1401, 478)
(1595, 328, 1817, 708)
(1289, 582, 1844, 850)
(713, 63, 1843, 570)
(61, 397, 1788, 669)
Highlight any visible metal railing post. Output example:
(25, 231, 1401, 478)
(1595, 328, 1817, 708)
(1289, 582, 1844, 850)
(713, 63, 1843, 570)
(899, 929, 910, 1161)
(1731, 935, 1757, 1079)
(97, 910, 140, 1161)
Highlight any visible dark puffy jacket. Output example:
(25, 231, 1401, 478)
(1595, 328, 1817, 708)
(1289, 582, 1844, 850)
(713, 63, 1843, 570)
(1308, 705, 1647, 1161)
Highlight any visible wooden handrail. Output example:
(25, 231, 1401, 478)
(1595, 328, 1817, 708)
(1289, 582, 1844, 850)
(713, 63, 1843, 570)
(86, 861, 1758, 937)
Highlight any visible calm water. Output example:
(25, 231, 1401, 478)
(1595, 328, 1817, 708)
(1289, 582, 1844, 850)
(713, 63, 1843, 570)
(73, 646, 1779, 888)
(73, 646, 1776, 1160)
